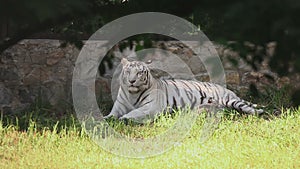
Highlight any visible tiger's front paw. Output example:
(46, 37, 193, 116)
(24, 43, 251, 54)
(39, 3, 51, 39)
(119, 115, 129, 120)
(103, 113, 118, 120)
(119, 115, 133, 125)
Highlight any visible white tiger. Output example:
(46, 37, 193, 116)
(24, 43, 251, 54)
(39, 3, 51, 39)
(104, 58, 263, 121)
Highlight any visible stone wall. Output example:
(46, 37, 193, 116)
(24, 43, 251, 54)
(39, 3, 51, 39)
(0, 39, 293, 114)
(1, 40, 77, 114)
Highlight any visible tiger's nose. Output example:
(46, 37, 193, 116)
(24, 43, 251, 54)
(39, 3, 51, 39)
(129, 79, 136, 84)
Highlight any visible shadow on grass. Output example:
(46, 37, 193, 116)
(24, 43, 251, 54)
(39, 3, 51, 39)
(1, 108, 80, 132)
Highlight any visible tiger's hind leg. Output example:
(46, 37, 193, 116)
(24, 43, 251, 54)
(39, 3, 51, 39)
(196, 97, 226, 116)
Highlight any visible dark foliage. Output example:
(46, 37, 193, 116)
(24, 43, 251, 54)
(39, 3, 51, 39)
(1, 0, 299, 105)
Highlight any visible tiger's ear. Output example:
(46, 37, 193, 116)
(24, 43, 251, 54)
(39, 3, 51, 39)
(121, 58, 129, 66)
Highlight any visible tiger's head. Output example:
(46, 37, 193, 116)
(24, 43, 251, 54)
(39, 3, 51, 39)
(120, 58, 152, 94)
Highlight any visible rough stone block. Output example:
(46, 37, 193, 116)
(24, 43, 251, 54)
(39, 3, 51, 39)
(0, 83, 13, 105)
(0, 66, 19, 81)
(226, 71, 240, 85)
(23, 67, 50, 86)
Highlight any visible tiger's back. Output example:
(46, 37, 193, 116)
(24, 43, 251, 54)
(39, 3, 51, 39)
(158, 79, 260, 114)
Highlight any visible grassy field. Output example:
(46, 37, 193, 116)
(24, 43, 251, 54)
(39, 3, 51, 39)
(1, 108, 300, 169)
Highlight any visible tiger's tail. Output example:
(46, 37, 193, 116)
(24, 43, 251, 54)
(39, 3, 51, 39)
(226, 99, 264, 114)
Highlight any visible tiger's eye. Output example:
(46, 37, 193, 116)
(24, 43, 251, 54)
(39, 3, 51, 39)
(138, 71, 144, 76)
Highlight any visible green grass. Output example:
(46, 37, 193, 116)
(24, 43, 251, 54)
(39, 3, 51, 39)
(1, 108, 300, 169)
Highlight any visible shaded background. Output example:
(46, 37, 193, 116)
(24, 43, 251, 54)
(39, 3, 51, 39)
(1, 0, 299, 115)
